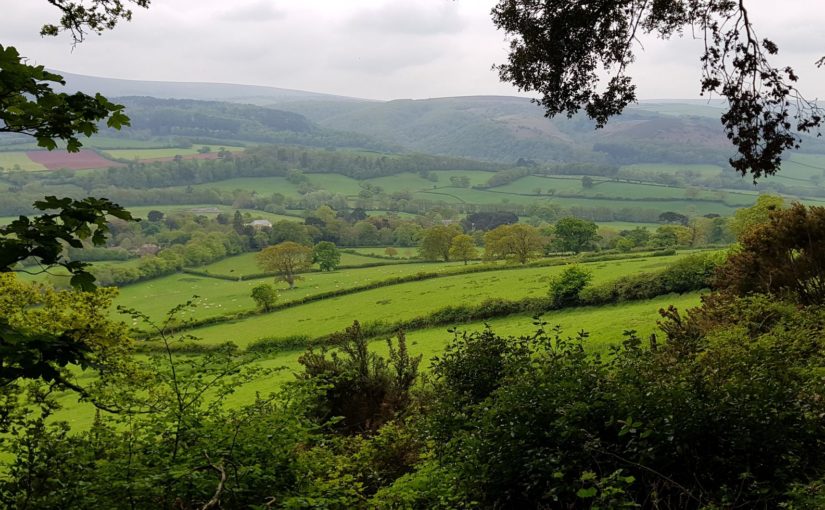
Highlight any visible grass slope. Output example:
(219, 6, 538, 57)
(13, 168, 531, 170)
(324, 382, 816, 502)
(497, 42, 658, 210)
(184, 254, 690, 347)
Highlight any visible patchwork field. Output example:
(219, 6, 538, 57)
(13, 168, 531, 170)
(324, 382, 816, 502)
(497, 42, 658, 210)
(115, 259, 473, 322)
(197, 250, 408, 278)
(103, 146, 244, 160)
(180, 253, 691, 347)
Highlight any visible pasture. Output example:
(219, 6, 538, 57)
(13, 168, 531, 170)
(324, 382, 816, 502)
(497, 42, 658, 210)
(181, 253, 691, 347)
(122, 204, 302, 222)
(114, 259, 473, 322)
(198, 250, 408, 278)
(103, 146, 244, 160)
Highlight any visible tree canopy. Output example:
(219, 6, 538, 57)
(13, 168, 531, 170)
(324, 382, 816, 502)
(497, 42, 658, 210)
(492, 0, 823, 180)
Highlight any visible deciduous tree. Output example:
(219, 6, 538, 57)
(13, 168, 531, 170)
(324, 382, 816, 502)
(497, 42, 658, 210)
(552, 217, 599, 253)
(250, 283, 278, 312)
(313, 241, 341, 272)
(449, 234, 477, 265)
(484, 224, 544, 264)
(716, 203, 825, 305)
(256, 241, 313, 289)
(419, 225, 461, 261)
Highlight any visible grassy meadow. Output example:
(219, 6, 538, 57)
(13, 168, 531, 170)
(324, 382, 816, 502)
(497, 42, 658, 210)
(172, 253, 691, 347)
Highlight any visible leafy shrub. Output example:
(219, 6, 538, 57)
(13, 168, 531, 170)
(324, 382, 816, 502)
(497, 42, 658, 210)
(297, 322, 421, 434)
(548, 264, 592, 307)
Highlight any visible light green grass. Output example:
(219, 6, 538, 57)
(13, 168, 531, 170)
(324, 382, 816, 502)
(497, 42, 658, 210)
(187, 253, 692, 347)
(492, 175, 733, 202)
(197, 251, 406, 278)
(114, 260, 472, 322)
(104, 146, 245, 160)
(366, 173, 439, 194)
(0, 151, 47, 171)
(596, 221, 659, 231)
(308, 174, 363, 195)
(404, 291, 703, 357)
(191, 177, 301, 196)
(347, 246, 420, 258)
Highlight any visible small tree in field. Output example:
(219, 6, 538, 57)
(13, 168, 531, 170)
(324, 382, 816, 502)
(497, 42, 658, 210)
(256, 241, 312, 289)
(449, 234, 477, 265)
(384, 247, 398, 258)
(250, 283, 278, 312)
(313, 241, 341, 272)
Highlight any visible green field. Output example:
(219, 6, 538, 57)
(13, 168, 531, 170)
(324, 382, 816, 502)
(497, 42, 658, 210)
(596, 221, 660, 231)
(191, 177, 302, 195)
(491, 175, 729, 201)
(0, 151, 47, 171)
(104, 146, 244, 160)
(414, 187, 741, 215)
(347, 246, 420, 258)
(115, 259, 473, 322)
(122, 204, 302, 222)
(197, 250, 406, 278)
(403, 291, 702, 357)
(184, 253, 691, 347)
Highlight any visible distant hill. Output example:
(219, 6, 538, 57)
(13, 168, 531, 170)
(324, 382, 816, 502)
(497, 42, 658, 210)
(54, 70, 368, 105)
(100, 97, 399, 152)
(46, 71, 825, 165)
(279, 95, 735, 165)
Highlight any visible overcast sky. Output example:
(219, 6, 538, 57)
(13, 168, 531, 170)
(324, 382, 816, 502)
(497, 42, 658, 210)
(3, 0, 824, 101)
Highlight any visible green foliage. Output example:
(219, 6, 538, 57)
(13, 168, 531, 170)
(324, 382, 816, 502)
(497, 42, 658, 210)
(729, 193, 785, 239)
(580, 253, 721, 305)
(419, 225, 461, 261)
(250, 283, 278, 312)
(0, 196, 135, 289)
(0, 45, 129, 152)
(313, 241, 341, 271)
(491, 0, 823, 179)
(419, 296, 825, 508)
(552, 216, 600, 253)
(448, 234, 476, 265)
(256, 241, 313, 289)
(297, 321, 421, 434)
(483, 223, 544, 264)
(0, 273, 130, 391)
(548, 264, 592, 308)
(717, 203, 825, 305)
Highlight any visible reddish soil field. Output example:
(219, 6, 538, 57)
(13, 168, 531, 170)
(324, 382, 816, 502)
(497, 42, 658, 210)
(26, 150, 123, 170)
